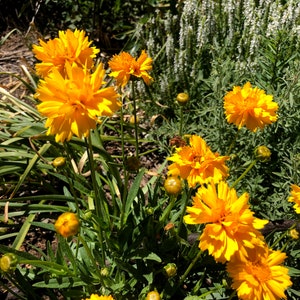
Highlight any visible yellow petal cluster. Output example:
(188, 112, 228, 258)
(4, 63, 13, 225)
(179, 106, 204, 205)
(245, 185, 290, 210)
(35, 62, 120, 142)
(184, 181, 268, 263)
(108, 50, 153, 87)
(167, 135, 229, 188)
(224, 82, 278, 132)
(227, 247, 292, 300)
(288, 184, 300, 214)
(33, 29, 99, 78)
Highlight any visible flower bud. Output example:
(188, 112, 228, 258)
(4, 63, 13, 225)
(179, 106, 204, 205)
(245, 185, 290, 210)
(129, 115, 140, 124)
(289, 228, 299, 240)
(52, 156, 66, 168)
(100, 267, 110, 277)
(255, 146, 271, 162)
(164, 176, 182, 196)
(146, 291, 161, 300)
(54, 212, 80, 238)
(176, 92, 189, 106)
(0, 253, 18, 273)
(125, 156, 140, 172)
(163, 263, 177, 278)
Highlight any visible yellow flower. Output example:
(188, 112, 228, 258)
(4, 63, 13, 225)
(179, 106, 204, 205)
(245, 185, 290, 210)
(288, 184, 300, 214)
(54, 212, 80, 238)
(108, 50, 153, 87)
(35, 62, 120, 142)
(83, 294, 114, 300)
(167, 135, 229, 188)
(227, 247, 292, 300)
(224, 82, 278, 132)
(184, 181, 268, 263)
(33, 29, 100, 78)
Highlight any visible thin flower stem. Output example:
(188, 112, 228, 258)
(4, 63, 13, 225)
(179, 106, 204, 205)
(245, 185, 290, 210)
(226, 130, 240, 156)
(179, 250, 202, 287)
(159, 195, 177, 224)
(231, 159, 257, 188)
(179, 106, 183, 136)
(131, 80, 139, 159)
(85, 135, 106, 266)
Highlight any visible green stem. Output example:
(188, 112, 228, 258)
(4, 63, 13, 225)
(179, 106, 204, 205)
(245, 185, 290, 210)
(179, 106, 183, 136)
(231, 159, 257, 188)
(226, 130, 240, 156)
(131, 80, 139, 159)
(85, 135, 106, 266)
(179, 250, 202, 287)
(159, 196, 177, 224)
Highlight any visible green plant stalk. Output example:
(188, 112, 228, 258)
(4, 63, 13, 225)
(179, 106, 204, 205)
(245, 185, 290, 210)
(231, 159, 257, 188)
(85, 135, 106, 266)
(226, 130, 240, 156)
(178, 249, 202, 287)
(131, 80, 139, 159)
(179, 106, 183, 136)
(159, 195, 177, 224)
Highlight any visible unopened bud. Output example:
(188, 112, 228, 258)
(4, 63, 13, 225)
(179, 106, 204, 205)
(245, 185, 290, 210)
(163, 263, 177, 278)
(54, 212, 80, 238)
(52, 157, 66, 168)
(176, 93, 189, 106)
(255, 146, 271, 162)
(0, 253, 18, 273)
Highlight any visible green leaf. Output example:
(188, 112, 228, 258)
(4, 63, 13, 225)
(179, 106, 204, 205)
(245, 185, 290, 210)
(33, 277, 86, 288)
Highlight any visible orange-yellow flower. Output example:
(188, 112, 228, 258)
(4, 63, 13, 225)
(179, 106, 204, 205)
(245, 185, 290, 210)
(33, 29, 99, 78)
(54, 212, 80, 238)
(83, 294, 114, 300)
(167, 135, 229, 188)
(227, 247, 292, 300)
(108, 50, 153, 87)
(224, 82, 278, 132)
(35, 62, 120, 142)
(184, 181, 268, 263)
(288, 184, 300, 214)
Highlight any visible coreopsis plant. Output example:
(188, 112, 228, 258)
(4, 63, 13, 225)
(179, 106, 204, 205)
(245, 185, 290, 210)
(35, 62, 120, 142)
(32, 29, 99, 78)
(167, 135, 230, 188)
(227, 247, 292, 300)
(184, 180, 268, 263)
(288, 184, 300, 214)
(108, 50, 153, 87)
(223, 82, 278, 132)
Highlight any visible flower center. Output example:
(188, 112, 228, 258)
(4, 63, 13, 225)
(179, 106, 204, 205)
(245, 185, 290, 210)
(249, 261, 271, 283)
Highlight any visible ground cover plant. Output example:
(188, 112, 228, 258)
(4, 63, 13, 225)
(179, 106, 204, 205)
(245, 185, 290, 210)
(1, 0, 300, 299)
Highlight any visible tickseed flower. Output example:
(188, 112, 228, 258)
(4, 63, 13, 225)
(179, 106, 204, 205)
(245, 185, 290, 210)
(167, 135, 230, 188)
(224, 82, 278, 132)
(54, 212, 80, 238)
(288, 184, 300, 214)
(227, 247, 292, 300)
(184, 181, 268, 263)
(35, 62, 120, 142)
(108, 50, 153, 87)
(83, 295, 114, 300)
(33, 29, 99, 78)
